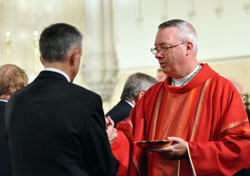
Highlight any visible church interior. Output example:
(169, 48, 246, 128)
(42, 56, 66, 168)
(0, 0, 250, 112)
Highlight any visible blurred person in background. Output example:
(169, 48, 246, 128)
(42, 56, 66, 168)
(106, 72, 158, 127)
(0, 64, 28, 176)
(156, 68, 167, 81)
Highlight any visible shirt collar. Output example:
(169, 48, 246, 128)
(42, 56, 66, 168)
(124, 100, 134, 108)
(0, 99, 8, 103)
(42, 68, 70, 82)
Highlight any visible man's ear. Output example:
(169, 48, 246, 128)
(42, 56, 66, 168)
(40, 57, 45, 65)
(69, 48, 81, 66)
(136, 91, 145, 103)
(186, 41, 193, 55)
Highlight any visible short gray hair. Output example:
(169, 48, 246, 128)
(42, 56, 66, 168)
(120, 72, 158, 101)
(39, 23, 83, 62)
(158, 19, 198, 55)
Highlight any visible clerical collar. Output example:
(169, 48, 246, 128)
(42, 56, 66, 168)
(0, 99, 8, 103)
(172, 64, 202, 87)
(43, 68, 70, 82)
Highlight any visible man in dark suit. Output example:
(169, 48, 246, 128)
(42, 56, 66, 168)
(0, 64, 28, 176)
(5, 23, 118, 176)
(106, 72, 157, 127)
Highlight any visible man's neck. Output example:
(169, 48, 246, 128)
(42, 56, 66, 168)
(173, 62, 198, 79)
(172, 64, 201, 86)
(43, 62, 72, 82)
(43, 67, 71, 82)
(0, 95, 10, 100)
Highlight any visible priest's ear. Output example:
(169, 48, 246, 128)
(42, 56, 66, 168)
(135, 91, 145, 103)
(185, 41, 194, 56)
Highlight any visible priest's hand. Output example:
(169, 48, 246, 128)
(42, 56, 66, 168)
(105, 116, 117, 145)
(150, 137, 188, 160)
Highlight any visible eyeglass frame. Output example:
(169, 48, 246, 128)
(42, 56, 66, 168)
(150, 41, 187, 55)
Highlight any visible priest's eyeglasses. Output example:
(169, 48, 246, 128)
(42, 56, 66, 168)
(150, 41, 187, 55)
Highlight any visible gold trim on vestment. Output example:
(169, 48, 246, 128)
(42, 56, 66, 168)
(177, 160, 180, 176)
(152, 87, 164, 140)
(125, 117, 141, 175)
(190, 78, 211, 141)
(220, 119, 249, 134)
(186, 142, 197, 176)
(132, 156, 140, 175)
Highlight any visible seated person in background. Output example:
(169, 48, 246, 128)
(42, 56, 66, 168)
(226, 77, 250, 122)
(156, 68, 167, 81)
(107, 72, 157, 174)
(0, 64, 28, 176)
(106, 72, 158, 127)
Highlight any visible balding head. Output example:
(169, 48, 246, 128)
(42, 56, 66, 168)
(0, 64, 28, 98)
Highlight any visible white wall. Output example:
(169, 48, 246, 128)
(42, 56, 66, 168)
(111, 0, 250, 72)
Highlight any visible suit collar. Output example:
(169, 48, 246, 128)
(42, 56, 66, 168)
(0, 100, 7, 107)
(36, 71, 69, 82)
(42, 68, 70, 82)
(120, 100, 134, 108)
(124, 100, 134, 108)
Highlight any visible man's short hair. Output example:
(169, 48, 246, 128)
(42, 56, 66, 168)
(0, 64, 28, 96)
(120, 72, 158, 101)
(39, 23, 83, 63)
(158, 19, 198, 55)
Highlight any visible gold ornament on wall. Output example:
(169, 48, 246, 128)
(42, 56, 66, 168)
(187, 0, 196, 21)
(215, 0, 223, 18)
(161, 0, 168, 21)
(243, 0, 250, 14)
(136, 0, 143, 25)
(33, 31, 40, 75)
(5, 32, 11, 64)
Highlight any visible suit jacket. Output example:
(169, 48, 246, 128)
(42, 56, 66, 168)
(106, 100, 132, 127)
(0, 101, 12, 176)
(5, 71, 118, 176)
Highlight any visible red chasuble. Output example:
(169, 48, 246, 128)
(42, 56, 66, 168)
(112, 63, 250, 176)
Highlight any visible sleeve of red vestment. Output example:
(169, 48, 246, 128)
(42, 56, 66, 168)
(111, 130, 131, 176)
(187, 79, 250, 175)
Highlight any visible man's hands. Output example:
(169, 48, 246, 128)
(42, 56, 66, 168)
(105, 116, 117, 145)
(150, 137, 188, 160)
